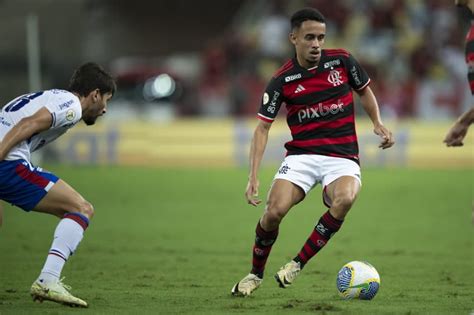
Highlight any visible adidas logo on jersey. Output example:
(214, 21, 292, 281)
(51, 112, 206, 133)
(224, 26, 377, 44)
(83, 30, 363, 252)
(294, 84, 306, 93)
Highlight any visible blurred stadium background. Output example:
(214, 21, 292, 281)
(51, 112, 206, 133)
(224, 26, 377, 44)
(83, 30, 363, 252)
(0, 0, 472, 168)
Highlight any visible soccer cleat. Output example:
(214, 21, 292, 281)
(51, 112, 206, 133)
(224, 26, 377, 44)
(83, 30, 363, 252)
(231, 273, 263, 296)
(30, 278, 88, 308)
(275, 260, 301, 288)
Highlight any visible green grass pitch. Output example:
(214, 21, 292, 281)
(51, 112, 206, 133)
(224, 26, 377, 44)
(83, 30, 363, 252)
(0, 166, 473, 314)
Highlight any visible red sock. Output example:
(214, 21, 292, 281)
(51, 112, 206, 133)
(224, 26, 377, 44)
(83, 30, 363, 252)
(294, 211, 343, 267)
(250, 221, 278, 278)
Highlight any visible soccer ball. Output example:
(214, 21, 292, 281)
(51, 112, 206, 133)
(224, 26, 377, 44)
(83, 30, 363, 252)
(336, 261, 380, 300)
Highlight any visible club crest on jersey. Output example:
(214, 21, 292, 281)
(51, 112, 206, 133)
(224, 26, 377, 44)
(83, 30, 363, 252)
(297, 99, 344, 123)
(66, 109, 76, 121)
(328, 70, 343, 86)
(284, 73, 302, 82)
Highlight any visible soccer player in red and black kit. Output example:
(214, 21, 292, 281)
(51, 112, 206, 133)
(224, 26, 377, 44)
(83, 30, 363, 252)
(231, 8, 394, 296)
(444, 0, 474, 147)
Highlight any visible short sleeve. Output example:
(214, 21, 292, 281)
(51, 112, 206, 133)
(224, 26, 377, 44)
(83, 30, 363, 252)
(45, 91, 82, 128)
(257, 77, 284, 123)
(346, 54, 370, 91)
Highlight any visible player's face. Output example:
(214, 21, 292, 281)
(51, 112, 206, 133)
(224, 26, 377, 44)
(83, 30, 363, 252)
(83, 90, 113, 125)
(290, 20, 326, 68)
(455, 0, 467, 6)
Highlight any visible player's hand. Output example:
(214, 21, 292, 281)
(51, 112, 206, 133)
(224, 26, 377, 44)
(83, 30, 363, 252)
(443, 122, 468, 147)
(374, 124, 394, 149)
(245, 178, 262, 207)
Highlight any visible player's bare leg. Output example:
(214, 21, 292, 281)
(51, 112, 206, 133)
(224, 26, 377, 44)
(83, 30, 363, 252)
(232, 179, 304, 296)
(324, 176, 360, 220)
(261, 179, 305, 231)
(277, 176, 360, 288)
(30, 179, 93, 308)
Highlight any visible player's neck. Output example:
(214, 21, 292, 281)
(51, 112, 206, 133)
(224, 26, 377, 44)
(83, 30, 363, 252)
(296, 56, 319, 70)
(72, 92, 88, 111)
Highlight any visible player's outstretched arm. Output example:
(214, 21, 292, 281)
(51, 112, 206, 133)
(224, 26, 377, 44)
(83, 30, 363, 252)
(357, 86, 394, 150)
(246, 120, 272, 206)
(0, 107, 52, 160)
(444, 106, 474, 147)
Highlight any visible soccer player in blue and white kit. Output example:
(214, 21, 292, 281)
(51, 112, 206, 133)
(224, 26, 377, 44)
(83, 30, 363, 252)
(0, 63, 115, 307)
(231, 8, 394, 296)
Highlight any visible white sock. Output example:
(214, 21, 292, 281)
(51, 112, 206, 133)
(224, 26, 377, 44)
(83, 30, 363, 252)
(37, 216, 86, 285)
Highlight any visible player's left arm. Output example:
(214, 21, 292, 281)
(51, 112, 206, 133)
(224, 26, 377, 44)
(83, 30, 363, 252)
(356, 86, 395, 149)
(0, 107, 52, 160)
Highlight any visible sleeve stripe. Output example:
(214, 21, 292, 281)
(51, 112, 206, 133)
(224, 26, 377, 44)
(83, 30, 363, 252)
(356, 79, 371, 91)
(257, 113, 274, 123)
(51, 112, 56, 127)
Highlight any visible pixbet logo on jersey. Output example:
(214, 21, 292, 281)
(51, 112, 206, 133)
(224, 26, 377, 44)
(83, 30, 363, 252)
(297, 99, 344, 123)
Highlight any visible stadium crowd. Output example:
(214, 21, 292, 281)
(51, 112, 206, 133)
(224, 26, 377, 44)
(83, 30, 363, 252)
(190, 0, 472, 119)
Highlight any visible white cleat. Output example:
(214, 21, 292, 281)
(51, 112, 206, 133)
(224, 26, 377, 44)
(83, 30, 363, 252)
(231, 273, 263, 297)
(30, 278, 88, 308)
(275, 260, 301, 288)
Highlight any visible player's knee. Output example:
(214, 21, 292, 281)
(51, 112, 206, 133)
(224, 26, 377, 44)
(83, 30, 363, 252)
(264, 201, 287, 226)
(332, 194, 356, 212)
(77, 200, 94, 220)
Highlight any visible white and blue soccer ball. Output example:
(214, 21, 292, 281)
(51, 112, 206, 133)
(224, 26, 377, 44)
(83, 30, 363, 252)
(336, 261, 380, 300)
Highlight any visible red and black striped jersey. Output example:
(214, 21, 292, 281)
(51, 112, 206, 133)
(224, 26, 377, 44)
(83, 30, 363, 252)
(257, 48, 370, 163)
(465, 21, 474, 94)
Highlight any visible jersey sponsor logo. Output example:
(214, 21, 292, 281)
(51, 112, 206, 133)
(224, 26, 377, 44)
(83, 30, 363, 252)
(294, 84, 306, 93)
(263, 92, 270, 105)
(284, 73, 302, 82)
(266, 91, 280, 114)
(0, 117, 11, 127)
(350, 66, 362, 85)
(59, 100, 74, 110)
(66, 109, 76, 121)
(324, 59, 341, 68)
(297, 99, 344, 123)
(328, 69, 343, 86)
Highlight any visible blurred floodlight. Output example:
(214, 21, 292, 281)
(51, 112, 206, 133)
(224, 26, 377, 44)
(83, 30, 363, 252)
(143, 74, 176, 100)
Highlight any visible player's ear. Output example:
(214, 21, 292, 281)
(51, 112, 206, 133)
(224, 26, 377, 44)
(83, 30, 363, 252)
(289, 31, 297, 45)
(91, 89, 101, 102)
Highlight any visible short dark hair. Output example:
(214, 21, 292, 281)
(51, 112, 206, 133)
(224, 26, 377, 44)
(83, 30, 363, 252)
(68, 62, 116, 97)
(290, 8, 326, 30)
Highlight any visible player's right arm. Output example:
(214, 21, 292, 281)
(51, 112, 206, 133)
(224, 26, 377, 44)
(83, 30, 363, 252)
(0, 107, 52, 160)
(246, 76, 284, 206)
(246, 120, 272, 206)
(444, 106, 474, 147)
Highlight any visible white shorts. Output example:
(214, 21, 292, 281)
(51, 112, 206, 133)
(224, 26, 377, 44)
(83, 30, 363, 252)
(273, 154, 361, 202)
